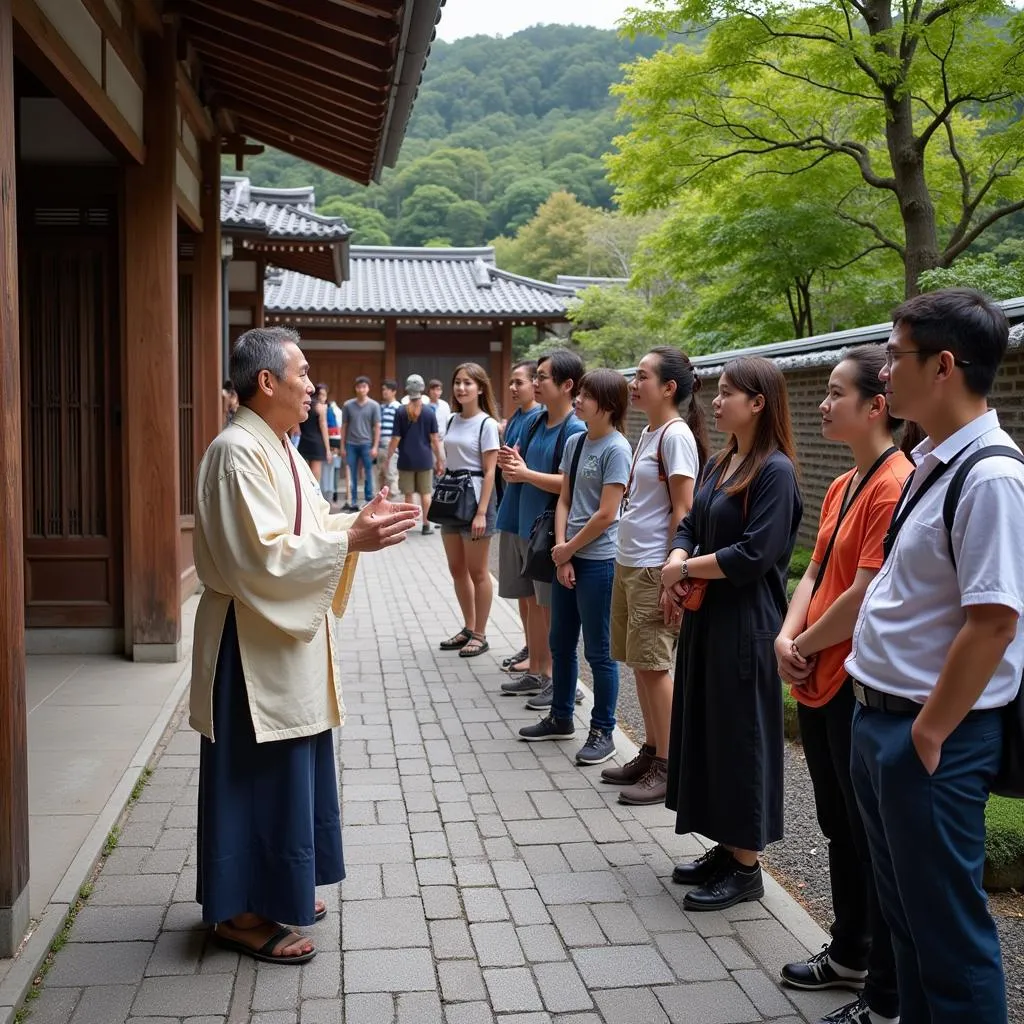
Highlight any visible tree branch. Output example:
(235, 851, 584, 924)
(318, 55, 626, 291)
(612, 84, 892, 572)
(824, 243, 890, 271)
(835, 210, 906, 256)
(943, 199, 1024, 263)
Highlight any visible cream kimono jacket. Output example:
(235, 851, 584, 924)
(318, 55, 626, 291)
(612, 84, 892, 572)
(189, 406, 359, 743)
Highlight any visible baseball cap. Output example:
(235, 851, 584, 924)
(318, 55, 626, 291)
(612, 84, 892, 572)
(405, 373, 425, 398)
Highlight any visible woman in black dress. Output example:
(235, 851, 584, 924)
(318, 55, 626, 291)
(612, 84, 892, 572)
(660, 355, 802, 912)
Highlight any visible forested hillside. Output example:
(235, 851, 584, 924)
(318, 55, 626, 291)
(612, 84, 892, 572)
(229, 25, 661, 247)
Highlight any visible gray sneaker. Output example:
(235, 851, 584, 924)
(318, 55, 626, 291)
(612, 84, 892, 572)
(501, 673, 546, 696)
(524, 680, 585, 710)
(576, 727, 616, 766)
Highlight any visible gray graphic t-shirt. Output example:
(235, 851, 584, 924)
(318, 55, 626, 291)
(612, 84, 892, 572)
(559, 430, 632, 560)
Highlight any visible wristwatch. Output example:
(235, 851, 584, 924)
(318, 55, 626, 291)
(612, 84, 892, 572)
(680, 560, 689, 581)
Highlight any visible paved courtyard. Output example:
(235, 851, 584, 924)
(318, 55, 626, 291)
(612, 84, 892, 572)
(20, 534, 845, 1024)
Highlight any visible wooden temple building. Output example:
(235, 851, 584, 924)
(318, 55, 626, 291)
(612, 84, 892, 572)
(0, 0, 445, 956)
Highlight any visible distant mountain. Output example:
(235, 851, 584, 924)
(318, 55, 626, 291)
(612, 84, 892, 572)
(228, 24, 663, 248)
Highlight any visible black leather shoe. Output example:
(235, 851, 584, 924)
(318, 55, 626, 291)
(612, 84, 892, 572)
(671, 845, 730, 886)
(683, 860, 764, 911)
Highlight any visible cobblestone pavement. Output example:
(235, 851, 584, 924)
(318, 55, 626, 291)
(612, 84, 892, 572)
(23, 534, 846, 1024)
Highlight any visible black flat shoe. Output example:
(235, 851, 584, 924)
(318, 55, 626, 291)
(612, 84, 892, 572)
(683, 860, 764, 912)
(440, 627, 472, 650)
(671, 844, 729, 886)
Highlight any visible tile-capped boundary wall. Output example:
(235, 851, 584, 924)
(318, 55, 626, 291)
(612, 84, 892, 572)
(624, 345, 1024, 549)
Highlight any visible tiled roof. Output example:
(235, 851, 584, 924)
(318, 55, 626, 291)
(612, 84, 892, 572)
(221, 177, 351, 241)
(556, 275, 630, 291)
(265, 247, 576, 319)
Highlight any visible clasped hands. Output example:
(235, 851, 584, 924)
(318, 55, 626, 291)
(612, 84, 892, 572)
(657, 555, 689, 626)
(497, 444, 527, 483)
(774, 635, 816, 686)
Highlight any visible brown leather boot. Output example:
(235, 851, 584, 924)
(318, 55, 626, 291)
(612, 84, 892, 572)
(600, 743, 655, 785)
(617, 756, 668, 805)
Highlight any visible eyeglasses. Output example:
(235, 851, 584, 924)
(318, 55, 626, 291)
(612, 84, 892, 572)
(884, 347, 971, 369)
(534, 373, 552, 383)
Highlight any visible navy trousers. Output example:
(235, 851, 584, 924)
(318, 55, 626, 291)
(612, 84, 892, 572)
(850, 702, 1006, 1023)
(196, 604, 345, 927)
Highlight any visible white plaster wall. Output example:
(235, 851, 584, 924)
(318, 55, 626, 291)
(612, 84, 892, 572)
(103, 0, 121, 24)
(20, 97, 115, 163)
(228, 261, 258, 291)
(176, 150, 201, 211)
(104, 42, 144, 136)
(36, 0, 103, 83)
(229, 309, 254, 326)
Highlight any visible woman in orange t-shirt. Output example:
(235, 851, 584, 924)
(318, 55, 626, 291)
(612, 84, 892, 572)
(774, 346, 915, 1024)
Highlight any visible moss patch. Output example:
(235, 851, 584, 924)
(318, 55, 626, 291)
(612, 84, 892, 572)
(788, 546, 813, 580)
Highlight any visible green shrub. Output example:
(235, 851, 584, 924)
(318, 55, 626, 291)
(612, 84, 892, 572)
(781, 684, 800, 741)
(984, 796, 1024, 890)
(788, 546, 813, 580)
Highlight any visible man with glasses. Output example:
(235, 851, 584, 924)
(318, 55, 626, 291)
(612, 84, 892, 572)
(497, 350, 587, 706)
(845, 289, 1024, 1023)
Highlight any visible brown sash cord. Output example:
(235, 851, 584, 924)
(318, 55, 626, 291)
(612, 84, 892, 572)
(283, 439, 303, 534)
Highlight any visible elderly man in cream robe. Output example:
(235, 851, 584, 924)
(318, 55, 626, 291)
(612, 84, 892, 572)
(190, 326, 419, 966)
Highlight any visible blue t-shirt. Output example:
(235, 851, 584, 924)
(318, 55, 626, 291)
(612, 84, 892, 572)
(496, 406, 545, 534)
(516, 411, 587, 540)
(393, 404, 438, 471)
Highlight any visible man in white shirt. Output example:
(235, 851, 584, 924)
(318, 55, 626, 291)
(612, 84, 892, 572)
(846, 289, 1024, 1024)
(427, 378, 452, 440)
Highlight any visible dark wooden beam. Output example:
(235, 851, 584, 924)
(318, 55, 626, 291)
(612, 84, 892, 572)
(201, 56, 382, 126)
(180, 0, 396, 67)
(129, 0, 163, 34)
(123, 24, 183, 661)
(213, 92, 377, 159)
(195, 135, 223, 458)
(180, 8, 392, 92)
(236, 115, 376, 179)
(0, 0, 28, 960)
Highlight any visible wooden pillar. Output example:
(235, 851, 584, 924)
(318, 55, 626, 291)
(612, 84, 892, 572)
(123, 25, 181, 662)
(384, 318, 397, 382)
(499, 321, 513, 418)
(254, 257, 265, 328)
(0, 0, 29, 957)
(195, 135, 222, 453)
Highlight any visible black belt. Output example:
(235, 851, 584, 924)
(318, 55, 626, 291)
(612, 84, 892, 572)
(851, 679, 922, 716)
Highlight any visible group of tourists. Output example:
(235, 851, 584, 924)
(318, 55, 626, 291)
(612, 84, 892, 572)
(190, 286, 1024, 1024)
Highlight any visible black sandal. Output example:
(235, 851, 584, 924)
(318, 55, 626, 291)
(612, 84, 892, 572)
(213, 923, 317, 966)
(440, 627, 472, 650)
(459, 634, 490, 658)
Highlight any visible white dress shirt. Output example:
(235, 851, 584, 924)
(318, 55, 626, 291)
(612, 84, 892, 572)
(845, 409, 1024, 709)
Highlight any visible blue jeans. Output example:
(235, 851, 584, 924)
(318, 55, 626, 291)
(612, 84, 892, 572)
(550, 556, 618, 731)
(851, 702, 1006, 1023)
(346, 442, 373, 503)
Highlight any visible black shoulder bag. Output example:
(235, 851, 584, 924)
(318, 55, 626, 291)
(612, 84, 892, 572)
(427, 416, 491, 527)
(521, 429, 584, 583)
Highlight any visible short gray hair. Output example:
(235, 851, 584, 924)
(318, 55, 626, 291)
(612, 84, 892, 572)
(231, 327, 300, 403)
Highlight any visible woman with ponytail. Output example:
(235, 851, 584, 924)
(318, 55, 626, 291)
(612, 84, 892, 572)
(773, 346, 914, 1024)
(603, 348, 708, 805)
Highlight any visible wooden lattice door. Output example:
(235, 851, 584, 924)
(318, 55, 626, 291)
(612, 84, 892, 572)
(19, 195, 122, 629)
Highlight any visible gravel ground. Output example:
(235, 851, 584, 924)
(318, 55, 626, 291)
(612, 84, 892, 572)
(486, 546, 1024, 1019)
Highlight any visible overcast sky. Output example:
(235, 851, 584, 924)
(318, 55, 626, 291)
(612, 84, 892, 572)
(436, 0, 634, 41)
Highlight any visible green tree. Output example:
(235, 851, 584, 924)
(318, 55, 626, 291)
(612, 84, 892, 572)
(567, 285, 674, 367)
(919, 246, 1024, 299)
(490, 177, 561, 236)
(395, 185, 461, 246)
(317, 197, 392, 245)
(612, 0, 1024, 296)
(445, 200, 489, 246)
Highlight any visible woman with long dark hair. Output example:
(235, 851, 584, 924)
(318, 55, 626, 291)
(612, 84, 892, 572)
(604, 347, 708, 805)
(774, 346, 915, 1024)
(660, 355, 803, 911)
(438, 362, 501, 658)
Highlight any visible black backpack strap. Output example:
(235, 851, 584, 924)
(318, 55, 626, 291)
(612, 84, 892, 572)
(567, 432, 586, 499)
(942, 446, 1024, 568)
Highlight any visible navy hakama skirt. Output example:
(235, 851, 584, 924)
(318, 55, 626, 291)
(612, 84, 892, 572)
(196, 603, 345, 926)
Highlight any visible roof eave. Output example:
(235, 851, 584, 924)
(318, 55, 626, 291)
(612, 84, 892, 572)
(375, 0, 445, 182)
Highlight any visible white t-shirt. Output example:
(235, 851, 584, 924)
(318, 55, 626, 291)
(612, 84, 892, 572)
(432, 398, 452, 439)
(617, 420, 700, 567)
(443, 411, 500, 501)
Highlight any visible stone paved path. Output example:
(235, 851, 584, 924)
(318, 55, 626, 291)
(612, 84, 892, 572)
(22, 536, 845, 1024)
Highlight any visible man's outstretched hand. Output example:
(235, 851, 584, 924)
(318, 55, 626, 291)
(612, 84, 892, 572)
(347, 488, 420, 552)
